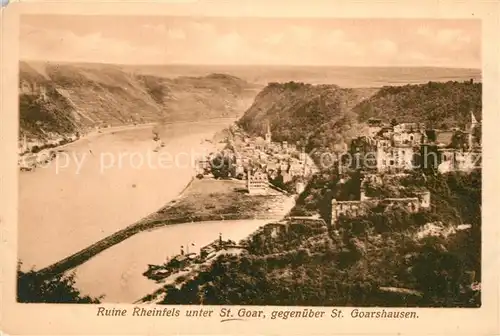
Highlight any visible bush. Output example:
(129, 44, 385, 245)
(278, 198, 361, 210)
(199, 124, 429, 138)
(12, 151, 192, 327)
(17, 263, 101, 303)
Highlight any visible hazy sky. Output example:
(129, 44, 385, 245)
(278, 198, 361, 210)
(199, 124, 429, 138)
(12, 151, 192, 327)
(20, 15, 481, 68)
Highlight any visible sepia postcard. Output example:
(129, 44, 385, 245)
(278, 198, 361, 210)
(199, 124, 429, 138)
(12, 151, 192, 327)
(1, 0, 499, 335)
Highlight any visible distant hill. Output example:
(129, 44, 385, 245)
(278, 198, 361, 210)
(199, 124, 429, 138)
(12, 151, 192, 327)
(353, 81, 482, 128)
(19, 61, 259, 142)
(118, 64, 481, 88)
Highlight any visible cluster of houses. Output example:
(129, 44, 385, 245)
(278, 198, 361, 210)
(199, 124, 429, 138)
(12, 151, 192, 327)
(19, 133, 72, 155)
(347, 112, 481, 174)
(235, 123, 317, 195)
(330, 113, 481, 227)
(18, 149, 58, 171)
(195, 123, 317, 195)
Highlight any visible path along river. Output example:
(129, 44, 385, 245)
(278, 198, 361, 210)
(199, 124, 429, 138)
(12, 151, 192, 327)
(18, 119, 287, 302)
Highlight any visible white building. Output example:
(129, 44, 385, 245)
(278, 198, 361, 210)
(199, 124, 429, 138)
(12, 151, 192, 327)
(393, 123, 425, 134)
(247, 171, 268, 195)
(376, 144, 414, 172)
(295, 181, 306, 194)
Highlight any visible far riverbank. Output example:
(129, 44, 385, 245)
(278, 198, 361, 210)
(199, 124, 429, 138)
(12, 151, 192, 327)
(18, 118, 236, 170)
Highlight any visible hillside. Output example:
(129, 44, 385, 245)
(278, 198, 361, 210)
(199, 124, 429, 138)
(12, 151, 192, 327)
(237, 80, 481, 156)
(178, 79, 483, 307)
(160, 171, 481, 307)
(19, 61, 259, 142)
(353, 81, 482, 128)
(237, 81, 378, 153)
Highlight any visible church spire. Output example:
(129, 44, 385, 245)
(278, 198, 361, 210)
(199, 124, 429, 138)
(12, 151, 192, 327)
(265, 121, 272, 143)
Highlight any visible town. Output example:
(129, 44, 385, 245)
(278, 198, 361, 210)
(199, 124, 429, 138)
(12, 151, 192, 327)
(193, 111, 481, 229)
(195, 122, 318, 196)
(143, 111, 482, 289)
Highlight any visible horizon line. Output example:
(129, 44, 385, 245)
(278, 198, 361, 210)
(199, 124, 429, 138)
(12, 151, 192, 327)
(19, 59, 482, 71)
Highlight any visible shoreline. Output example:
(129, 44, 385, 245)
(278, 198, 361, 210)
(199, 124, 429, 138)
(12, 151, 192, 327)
(18, 123, 156, 170)
(67, 195, 295, 303)
(19, 117, 300, 302)
(18, 117, 238, 171)
(39, 191, 295, 302)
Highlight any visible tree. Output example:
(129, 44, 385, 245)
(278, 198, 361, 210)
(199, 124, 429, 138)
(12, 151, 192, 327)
(17, 263, 101, 303)
(425, 129, 437, 142)
(210, 154, 231, 179)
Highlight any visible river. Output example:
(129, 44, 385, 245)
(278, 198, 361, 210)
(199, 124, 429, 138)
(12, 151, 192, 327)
(73, 219, 274, 303)
(18, 120, 231, 271)
(19, 118, 295, 303)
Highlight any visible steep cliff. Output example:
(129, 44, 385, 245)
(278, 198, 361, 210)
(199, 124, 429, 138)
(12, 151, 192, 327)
(237, 81, 377, 152)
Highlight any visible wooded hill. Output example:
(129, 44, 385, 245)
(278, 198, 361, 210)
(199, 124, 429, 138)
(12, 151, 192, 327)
(237, 81, 377, 153)
(353, 81, 482, 128)
(238, 80, 482, 153)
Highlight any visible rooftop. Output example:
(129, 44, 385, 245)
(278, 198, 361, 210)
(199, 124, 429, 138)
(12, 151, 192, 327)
(435, 131, 454, 145)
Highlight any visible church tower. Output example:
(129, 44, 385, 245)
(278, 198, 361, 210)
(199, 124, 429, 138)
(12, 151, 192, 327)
(265, 122, 272, 144)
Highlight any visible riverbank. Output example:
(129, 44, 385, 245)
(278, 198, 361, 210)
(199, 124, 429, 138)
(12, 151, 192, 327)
(18, 123, 157, 171)
(32, 177, 295, 302)
(18, 119, 236, 171)
(19, 117, 299, 303)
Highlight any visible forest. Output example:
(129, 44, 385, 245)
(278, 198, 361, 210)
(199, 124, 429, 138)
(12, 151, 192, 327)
(353, 81, 482, 128)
